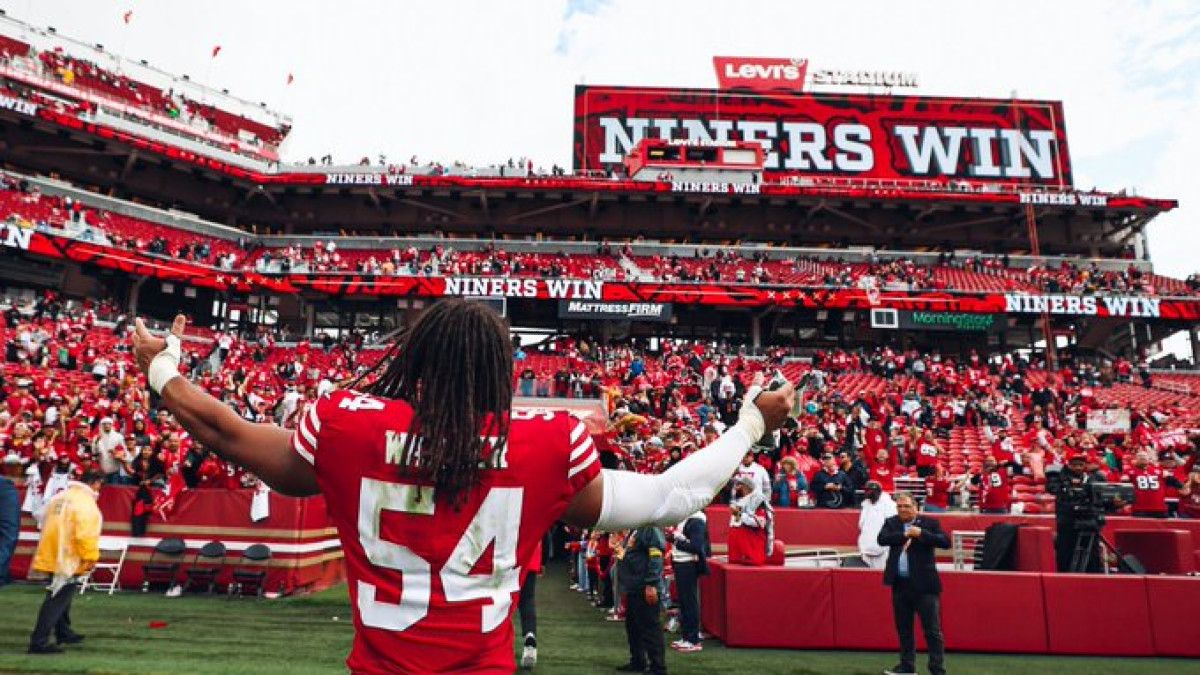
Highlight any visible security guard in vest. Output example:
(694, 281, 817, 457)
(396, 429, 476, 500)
(615, 525, 667, 674)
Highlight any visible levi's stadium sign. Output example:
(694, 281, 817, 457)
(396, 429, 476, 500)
(573, 86, 1073, 187)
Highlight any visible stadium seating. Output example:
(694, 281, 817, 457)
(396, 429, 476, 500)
(4, 177, 1199, 299)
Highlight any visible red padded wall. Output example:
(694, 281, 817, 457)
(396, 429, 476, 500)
(723, 567, 834, 649)
(1145, 576, 1200, 657)
(940, 572, 1048, 653)
(1113, 530, 1196, 575)
(1042, 575, 1154, 656)
(830, 569, 902, 651)
(699, 561, 727, 640)
(1014, 527, 1057, 572)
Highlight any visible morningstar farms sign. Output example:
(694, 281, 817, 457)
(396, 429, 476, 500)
(574, 86, 1073, 187)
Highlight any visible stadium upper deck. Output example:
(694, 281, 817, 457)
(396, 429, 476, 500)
(0, 18, 1176, 257)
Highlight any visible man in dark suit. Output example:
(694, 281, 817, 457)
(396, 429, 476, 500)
(877, 492, 949, 675)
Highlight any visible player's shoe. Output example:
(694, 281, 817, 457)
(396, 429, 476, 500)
(663, 616, 679, 632)
(884, 665, 917, 674)
(672, 640, 702, 653)
(520, 633, 537, 669)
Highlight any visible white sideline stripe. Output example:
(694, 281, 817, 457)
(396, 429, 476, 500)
(19, 532, 342, 555)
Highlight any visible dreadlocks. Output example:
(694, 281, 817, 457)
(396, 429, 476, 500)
(360, 299, 513, 507)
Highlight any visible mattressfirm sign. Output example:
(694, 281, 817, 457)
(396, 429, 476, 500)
(713, 56, 807, 93)
(558, 300, 672, 322)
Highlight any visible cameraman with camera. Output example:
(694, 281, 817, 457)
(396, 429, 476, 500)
(1051, 452, 1109, 573)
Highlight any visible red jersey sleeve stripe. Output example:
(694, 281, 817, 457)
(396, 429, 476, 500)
(298, 411, 319, 450)
(569, 420, 588, 444)
(569, 437, 595, 462)
(292, 431, 315, 465)
(306, 402, 323, 433)
(568, 449, 598, 479)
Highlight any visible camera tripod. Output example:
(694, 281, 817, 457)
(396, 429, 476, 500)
(1069, 528, 1138, 574)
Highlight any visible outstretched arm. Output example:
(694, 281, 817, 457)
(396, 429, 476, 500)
(563, 379, 794, 530)
(133, 317, 319, 497)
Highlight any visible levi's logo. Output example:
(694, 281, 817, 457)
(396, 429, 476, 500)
(723, 62, 803, 81)
(713, 56, 808, 92)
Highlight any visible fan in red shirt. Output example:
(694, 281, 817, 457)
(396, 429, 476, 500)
(990, 428, 1016, 467)
(923, 463, 955, 512)
(868, 448, 897, 493)
(934, 400, 955, 432)
(132, 301, 794, 674)
(914, 430, 942, 478)
(971, 456, 1013, 514)
(1121, 450, 1183, 518)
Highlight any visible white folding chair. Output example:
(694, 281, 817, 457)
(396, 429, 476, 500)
(80, 536, 128, 595)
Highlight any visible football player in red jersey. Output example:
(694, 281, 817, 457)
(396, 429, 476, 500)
(131, 302, 794, 674)
(1121, 450, 1183, 518)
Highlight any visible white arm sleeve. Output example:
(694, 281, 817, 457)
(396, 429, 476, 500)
(595, 387, 767, 531)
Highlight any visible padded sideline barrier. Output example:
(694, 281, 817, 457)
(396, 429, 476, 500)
(1145, 576, 1200, 657)
(1041, 574, 1154, 656)
(723, 567, 834, 649)
(706, 506, 1200, 564)
(1014, 526, 1056, 572)
(12, 487, 343, 594)
(703, 560, 1200, 657)
(698, 561, 727, 641)
(1112, 529, 1196, 575)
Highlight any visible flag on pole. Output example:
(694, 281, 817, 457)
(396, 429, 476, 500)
(122, 10, 133, 24)
(211, 45, 222, 58)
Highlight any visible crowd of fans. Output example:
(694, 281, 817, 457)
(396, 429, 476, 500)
(0, 290, 380, 503)
(21, 44, 287, 148)
(253, 241, 626, 280)
(3, 284, 1199, 528)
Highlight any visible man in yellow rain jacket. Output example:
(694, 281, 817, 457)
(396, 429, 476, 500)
(27, 470, 105, 655)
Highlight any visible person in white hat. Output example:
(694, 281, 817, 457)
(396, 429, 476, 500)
(91, 418, 127, 484)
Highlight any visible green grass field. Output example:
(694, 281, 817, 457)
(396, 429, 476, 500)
(0, 564, 1195, 674)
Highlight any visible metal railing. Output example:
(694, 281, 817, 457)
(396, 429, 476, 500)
(952, 530, 987, 570)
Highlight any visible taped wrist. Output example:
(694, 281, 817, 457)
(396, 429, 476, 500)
(148, 334, 183, 394)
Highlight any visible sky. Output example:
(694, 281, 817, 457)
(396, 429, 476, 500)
(4, 0, 1199, 281)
